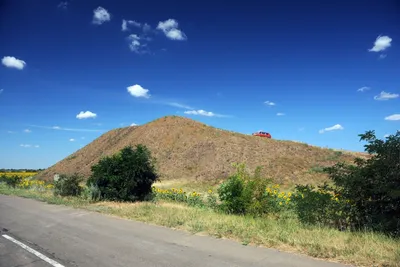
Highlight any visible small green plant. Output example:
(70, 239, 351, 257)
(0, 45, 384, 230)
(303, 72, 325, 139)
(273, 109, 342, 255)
(309, 165, 325, 173)
(54, 173, 84, 197)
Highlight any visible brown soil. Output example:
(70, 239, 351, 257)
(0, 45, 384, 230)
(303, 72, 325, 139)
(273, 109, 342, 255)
(36, 115, 368, 185)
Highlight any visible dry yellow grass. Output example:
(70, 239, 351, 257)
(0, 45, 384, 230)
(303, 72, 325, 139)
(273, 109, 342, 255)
(36, 115, 368, 185)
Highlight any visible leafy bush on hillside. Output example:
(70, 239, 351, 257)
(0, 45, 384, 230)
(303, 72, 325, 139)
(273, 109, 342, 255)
(217, 163, 272, 215)
(54, 173, 84, 197)
(323, 130, 400, 237)
(292, 183, 351, 230)
(87, 144, 159, 202)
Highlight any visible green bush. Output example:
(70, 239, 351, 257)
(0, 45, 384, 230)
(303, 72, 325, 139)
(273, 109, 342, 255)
(292, 183, 351, 230)
(217, 163, 272, 215)
(323, 130, 400, 237)
(87, 144, 159, 202)
(54, 173, 84, 197)
(3, 175, 23, 188)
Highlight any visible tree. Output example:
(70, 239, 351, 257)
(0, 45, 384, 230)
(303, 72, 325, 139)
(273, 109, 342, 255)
(324, 130, 400, 237)
(87, 144, 159, 202)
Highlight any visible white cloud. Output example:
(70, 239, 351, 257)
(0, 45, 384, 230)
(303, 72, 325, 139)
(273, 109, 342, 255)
(319, 124, 344, 134)
(184, 109, 215, 117)
(264, 101, 276, 106)
(374, 91, 399, 101)
(20, 144, 39, 148)
(76, 111, 97, 119)
(384, 134, 390, 138)
(184, 109, 228, 117)
(379, 54, 387, 59)
(29, 124, 103, 132)
(2, 56, 26, 70)
(276, 113, 285, 116)
(357, 86, 370, 92)
(122, 19, 141, 31)
(92, 6, 111, 25)
(20, 144, 31, 148)
(0, 89, 3, 94)
(384, 114, 400, 121)
(127, 84, 150, 98)
(156, 19, 187, 40)
(127, 34, 144, 53)
(369, 35, 392, 52)
(130, 123, 137, 126)
(69, 138, 75, 142)
(23, 129, 31, 133)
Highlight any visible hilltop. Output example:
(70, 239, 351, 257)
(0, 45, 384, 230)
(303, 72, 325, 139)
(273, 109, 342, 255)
(36, 116, 367, 185)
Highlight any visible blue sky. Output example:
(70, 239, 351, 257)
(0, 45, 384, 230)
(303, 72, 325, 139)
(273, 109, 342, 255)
(1, 0, 399, 169)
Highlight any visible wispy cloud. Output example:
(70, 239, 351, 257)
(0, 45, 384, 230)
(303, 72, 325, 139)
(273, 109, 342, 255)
(23, 129, 31, 133)
(126, 34, 150, 54)
(379, 54, 387, 59)
(374, 91, 399, 101)
(121, 19, 141, 31)
(165, 102, 193, 109)
(369, 35, 392, 52)
(264, 101, 276, 106)
(184, 109, 229, 117)
(2, 56, 26, 70)
(319, 124, 344, 134)
(92, 6, 111, 25)
(28, 124, 104, 132)
(384, 114, 400, 121)
(0, 89, 3, 94)
(357, 86, 370, 92)
(156, 19, 187, 41)
(57, 1, 68, 9)
(76, 111, 97, 119)
(276, 112, 285, 116)
(20, 144, 39, 148)
(69, 138, 75, 142)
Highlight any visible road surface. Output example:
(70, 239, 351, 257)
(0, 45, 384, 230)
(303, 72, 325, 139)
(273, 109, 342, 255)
(0, 195, 351, 267)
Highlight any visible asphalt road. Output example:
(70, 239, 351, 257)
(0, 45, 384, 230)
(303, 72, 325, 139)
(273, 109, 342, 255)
(0, 195, 351, 267)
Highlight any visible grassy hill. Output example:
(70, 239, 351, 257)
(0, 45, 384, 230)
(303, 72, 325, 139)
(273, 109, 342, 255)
(36, 115, 367, 186)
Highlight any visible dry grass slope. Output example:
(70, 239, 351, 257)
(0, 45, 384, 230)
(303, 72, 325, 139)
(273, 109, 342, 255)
(36, 116, 368, 185)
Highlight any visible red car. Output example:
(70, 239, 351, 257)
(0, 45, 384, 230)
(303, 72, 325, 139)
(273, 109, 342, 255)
(252, 131, 272, 138)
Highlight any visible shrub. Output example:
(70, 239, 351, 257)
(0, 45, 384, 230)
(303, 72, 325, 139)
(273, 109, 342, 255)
(292, 183, 351, 230)
(54, 173, 84, 197)
(87, 144, 159, 202)
(3, 175, 23, 188)
(217, 163, 272, 215)
(323, 130, 400, 237)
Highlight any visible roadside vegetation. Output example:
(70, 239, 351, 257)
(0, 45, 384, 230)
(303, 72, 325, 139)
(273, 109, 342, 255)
(1, 131, 399, 267)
